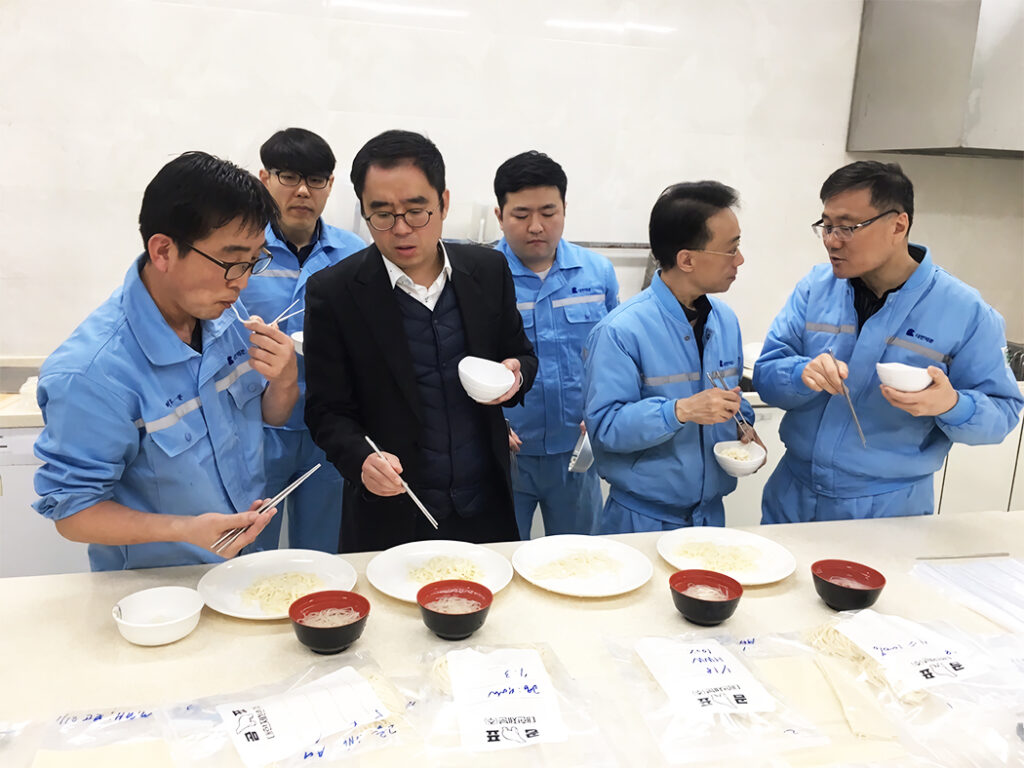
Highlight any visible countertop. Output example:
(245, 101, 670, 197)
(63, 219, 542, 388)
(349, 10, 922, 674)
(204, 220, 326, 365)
(1, 511, 1020, 766)
(0, 393, 42, 429)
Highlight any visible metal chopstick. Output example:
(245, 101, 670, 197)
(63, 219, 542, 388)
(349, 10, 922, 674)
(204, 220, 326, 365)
(364, 436, 439, 529)
(827, 348, 867, 447)
(212, 463, 322, 553)
(706, 371, 751, 431)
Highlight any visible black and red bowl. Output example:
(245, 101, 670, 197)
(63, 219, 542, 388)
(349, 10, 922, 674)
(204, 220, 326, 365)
(669, 569, 743, 626)
(416, 580, 493, 640)
(811, 559, 885, 611)
(289, 590, 370, 654)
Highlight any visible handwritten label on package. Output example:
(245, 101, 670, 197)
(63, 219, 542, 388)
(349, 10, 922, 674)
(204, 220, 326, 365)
(835, 609, 988, 697)
(636, 637, 777, 715)
(447, 648, 568, 751)
(215, 666, 390, 768)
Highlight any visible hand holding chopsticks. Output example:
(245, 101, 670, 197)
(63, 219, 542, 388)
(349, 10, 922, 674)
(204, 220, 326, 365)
(706, 371, 752, 434)
(211, 463, 322, 554)
(364, 436, 439, 529)
(826, 348, 867, 447)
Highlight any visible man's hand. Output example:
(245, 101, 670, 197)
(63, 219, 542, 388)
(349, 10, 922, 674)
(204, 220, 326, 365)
(738, 423, 768, 469)
(484, 358, 523, 405)
(509, 427, 522, 453)
(361, 450, 405, 496)
(801, 352, 848, 394)
(244, 316, 298, 384)
(880, 366, 959, 417)
(189, 499, 278, 558)
(675, 387, 742, 425)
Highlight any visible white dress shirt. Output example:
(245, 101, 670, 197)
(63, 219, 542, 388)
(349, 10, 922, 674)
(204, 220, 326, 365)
(381, 242, 453, 311)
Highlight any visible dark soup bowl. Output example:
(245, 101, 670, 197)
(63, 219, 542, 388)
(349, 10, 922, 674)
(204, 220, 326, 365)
(669, 569, 743, 626)
(289, 590, 370, 654)
(811, 559, 885, 611)
(416, 580, 493, 640)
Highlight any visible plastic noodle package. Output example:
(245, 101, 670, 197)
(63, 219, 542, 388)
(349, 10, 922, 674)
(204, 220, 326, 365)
(810, 609, 1024, 767)
(164, 654, 418, 767)
(606, 633, 827, 766)
(408, 642, 617, 767)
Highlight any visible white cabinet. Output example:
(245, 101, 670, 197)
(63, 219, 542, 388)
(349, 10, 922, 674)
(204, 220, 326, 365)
(0, 427, 89, 577)
(939, 418, 1024, 514)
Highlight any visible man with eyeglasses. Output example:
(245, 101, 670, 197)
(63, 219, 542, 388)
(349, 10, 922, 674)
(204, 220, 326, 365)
(32, 152, 299, 571)
(491, 151, 619, 538)
(304, 129, 537, 552)
(755, 161, 1022, 523)
(240, 128, 366, 554)
(583, 182, 762, 534)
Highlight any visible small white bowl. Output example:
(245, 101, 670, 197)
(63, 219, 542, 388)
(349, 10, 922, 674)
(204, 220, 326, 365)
(876, 362, 931, 392)
(112, 586, 204, 646)
(291, 331, 303, 356)
(713, 440, 766, 478)
(458, 356, 514, 402)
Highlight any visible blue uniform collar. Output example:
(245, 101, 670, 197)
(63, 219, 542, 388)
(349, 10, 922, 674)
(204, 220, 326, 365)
(899, 243, 934, 296)
(124, 256, 235, 366)
(497, 237, 582, 278)
(650, 269, 699, 326)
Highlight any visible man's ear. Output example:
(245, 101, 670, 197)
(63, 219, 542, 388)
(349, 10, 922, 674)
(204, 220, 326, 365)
(675, 248, 696, 273)
(439, 188, 451, 221)
(147, 234, 178, 272)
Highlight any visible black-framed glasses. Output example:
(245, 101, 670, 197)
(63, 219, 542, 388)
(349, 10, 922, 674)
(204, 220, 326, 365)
(364, 208, 435, 232)
(188, 244, 273, 280)
(811, 209, 900, 242)
(269, 169, 330, 190)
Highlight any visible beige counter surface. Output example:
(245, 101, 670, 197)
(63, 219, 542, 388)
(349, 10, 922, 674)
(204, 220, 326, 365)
(0, 393, 43, 428)
(1, 512, 1020, 765)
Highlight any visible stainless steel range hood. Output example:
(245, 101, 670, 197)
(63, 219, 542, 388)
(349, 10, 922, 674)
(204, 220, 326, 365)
(847, 0, 1023, 157)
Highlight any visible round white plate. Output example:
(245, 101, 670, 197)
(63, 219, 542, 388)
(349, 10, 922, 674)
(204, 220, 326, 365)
(512, 534, 653, 597)
(197, 548, 357, 620)
(365, 539, 514, 603)
(657, 527, 796, 586)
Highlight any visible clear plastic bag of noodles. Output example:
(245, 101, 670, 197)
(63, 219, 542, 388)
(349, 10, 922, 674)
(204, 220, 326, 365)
(810, 609, 1024, 768)
(407, 642, 618, 767)
(605, 633, 827, 767)
(164, 653, 421, 767)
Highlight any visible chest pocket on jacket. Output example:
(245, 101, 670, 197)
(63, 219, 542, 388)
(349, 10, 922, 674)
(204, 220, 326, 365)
(221, 364, 265, 413)
(517, 302, 536, 328)
(559, 294, 607, 325)
(145, 400, 210, 458)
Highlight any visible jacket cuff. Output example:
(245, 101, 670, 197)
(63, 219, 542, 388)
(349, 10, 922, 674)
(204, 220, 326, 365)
(663, 399, 685, 431)
(936, 391, 974, 427)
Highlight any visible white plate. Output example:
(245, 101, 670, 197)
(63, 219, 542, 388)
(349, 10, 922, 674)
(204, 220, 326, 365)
(657, 527, 796, 586)
(512, 534, 653, 597)
(197, 549, 357, 620)
(365, 540, 514, 603)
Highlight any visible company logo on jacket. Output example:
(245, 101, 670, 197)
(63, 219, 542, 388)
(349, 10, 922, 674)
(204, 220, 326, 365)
(905, 328, 935, 344)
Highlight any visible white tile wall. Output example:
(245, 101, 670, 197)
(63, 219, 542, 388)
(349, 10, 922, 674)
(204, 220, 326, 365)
(1, 0, 1021, 359)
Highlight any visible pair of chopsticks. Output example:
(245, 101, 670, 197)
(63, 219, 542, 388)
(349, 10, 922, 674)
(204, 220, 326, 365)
(827, 348, 867, 447)
(229, 298, 304, 326)
(212, 463, 322, 554)
(364, 436, 439, 529)
(705, 371, 752, 434)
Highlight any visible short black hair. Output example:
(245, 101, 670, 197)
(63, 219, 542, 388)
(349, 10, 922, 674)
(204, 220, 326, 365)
(259, 127, 336, 176)
(350, 130, 446, 211)
(820, 160, 914, 231)
(649, 181, 739, 270)
(139, 151, 278, 253)
(493, 151, 568, 209)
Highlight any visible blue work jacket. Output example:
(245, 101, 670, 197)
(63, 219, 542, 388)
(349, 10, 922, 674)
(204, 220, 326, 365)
(498, 238, 619, 455)
(583, 271, 754, 524)
(33, 257, 269, 571)
(239, 220, 364, 430)
(754, 245, 1023, 498)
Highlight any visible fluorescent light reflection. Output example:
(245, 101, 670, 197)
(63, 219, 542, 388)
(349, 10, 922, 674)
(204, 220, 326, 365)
(329, 0, 469, 18)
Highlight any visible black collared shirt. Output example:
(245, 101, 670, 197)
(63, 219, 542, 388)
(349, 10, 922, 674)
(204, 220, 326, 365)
(850, 245, 925, 330)
(271, 219, 321, 267)
(681, 294, 713, 358)
(187, 320, 203, 353)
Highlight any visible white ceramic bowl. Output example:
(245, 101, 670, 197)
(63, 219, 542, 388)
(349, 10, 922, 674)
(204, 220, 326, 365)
(291, 330, 303, 356)
(458, 356, 514, 402)
(112, 586, 204, 646)
(713, 440, 766, 478)
(876, 362, 931, 392)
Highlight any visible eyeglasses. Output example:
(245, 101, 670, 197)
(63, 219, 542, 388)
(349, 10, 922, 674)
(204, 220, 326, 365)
(269, 169, 330, 190)
(811, 210, 900, 242)
(188, 244, 273, 280)
(694, 247, 742, 258)
(364, 208, 435, 232)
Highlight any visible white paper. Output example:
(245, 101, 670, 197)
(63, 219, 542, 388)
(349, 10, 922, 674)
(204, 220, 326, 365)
(912, 559, 1024, 633)
(447, 648, 568, 751)
(834, 609, 989, 698)
(216, 666, 390, 768)
(636, 637, 777, 715)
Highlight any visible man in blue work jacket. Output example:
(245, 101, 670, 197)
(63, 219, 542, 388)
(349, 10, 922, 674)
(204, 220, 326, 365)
(493, 151, 619, 537)
(242, 128, 366, 553)
(755, 161, 1023, 523)
(33, 152, 298, 570)
(583, 182, 761, 533)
